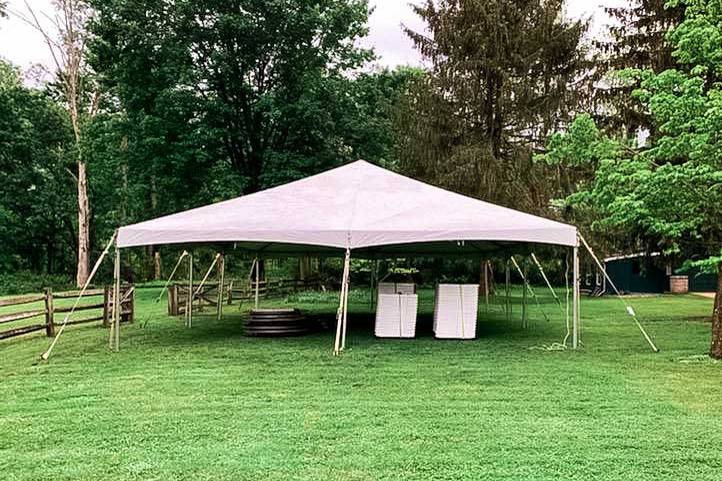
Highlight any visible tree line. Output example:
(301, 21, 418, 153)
(2, 1, 722, 356)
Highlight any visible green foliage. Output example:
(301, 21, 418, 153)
(541, 1, 722, 264)
(596, 0, 685, 136)
(88, 0, 377, 196)
(0, 60, 74, 274)
(1, 2, 417, 285)
(535, 114, 621, 169)
(0, 271, 76, 296)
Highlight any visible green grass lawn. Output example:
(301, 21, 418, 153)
(1, 286, 721, 480)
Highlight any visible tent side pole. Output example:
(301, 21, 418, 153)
(483, 260, 490, 312)
(522, 261, 528, 328)
(333, 249, 350, 355)
(572, 245, 579, 349)
(217, 254, 225, 320)
(113, 246, 121, 352)
(187, 252, 193, 328)
(341, 248, 351, 351)
(505, 261, 511, 321)
(254, 257, 260, 309)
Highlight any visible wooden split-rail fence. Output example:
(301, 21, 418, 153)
(0, 285, 134, 341)
(167, 278, 322, 316)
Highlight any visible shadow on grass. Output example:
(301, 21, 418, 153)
(137, 306, 554, 353)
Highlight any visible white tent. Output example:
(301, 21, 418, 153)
(115, 160, 581, 353)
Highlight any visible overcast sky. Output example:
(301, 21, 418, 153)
(0, 0, 627, 74)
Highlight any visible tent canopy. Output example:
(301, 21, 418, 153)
(117, 160, 577, 255)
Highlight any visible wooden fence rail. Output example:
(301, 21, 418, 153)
(0, 285, 134, 341)
(167, 277, 322, 316)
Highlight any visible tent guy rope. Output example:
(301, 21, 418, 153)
(578, 234, 659, 353)
(155, 250, 188, 303)
(510, 256, 549, 323)
(41, 231, 117, 360)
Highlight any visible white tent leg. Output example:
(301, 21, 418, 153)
(334, 248, 350, 355)
(505, 261, 511, 321)
(572, 245, 579, 349)
(186, 252, 193, 328)
(217, 254, 225, 321)
(113, 246, 121, 351)
(254, 256, 260, 309)
(483, 260, 490, 312)
(341, 249, 351, 351)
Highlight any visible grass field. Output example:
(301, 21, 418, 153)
(1, 286, 721, 480)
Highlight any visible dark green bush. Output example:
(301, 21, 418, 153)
(0, 271, 75, 296)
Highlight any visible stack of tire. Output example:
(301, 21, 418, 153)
(244, 308, 313, 337)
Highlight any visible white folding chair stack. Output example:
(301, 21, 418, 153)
(374, 293, 418, 338)
(377, 282, 397, 295)
(433, 284, 479, 339)
(395, 282, 416, 294)
(378, 282, 416, 295)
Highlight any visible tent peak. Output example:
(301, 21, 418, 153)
(118, 159, 578, 250)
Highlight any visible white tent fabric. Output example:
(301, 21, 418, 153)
(118, 160, 577, 251)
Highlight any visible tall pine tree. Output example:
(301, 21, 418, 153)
(397, 0, 588, 212)
(595, 0, 685, 137)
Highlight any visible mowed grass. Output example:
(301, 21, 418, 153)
(1, 286, 721, 480)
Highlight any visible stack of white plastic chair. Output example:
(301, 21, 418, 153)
(433, 284, 479, 339)
(375, 293, 418, 338)
(377, 282, 397, 295)
(378, 282, 416, 295)
(395, 282, 416, 295)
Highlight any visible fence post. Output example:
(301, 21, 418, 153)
(227, 280, 234, 305)
(44, 287, 55, 337)
(128, 286, 135, 323)
(103, 286, 110, 327)
(168, 285, 176, 316)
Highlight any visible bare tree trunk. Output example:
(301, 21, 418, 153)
(149, 176, 160, 279)
(299, 256, 311, 281)
(76, 159, 90, 287)
(710, 263, 722, 359)
(154, 250, 161, 280)
(21, 1, 97, 288)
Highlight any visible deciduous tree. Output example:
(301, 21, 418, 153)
(541, 0, 722, 358)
